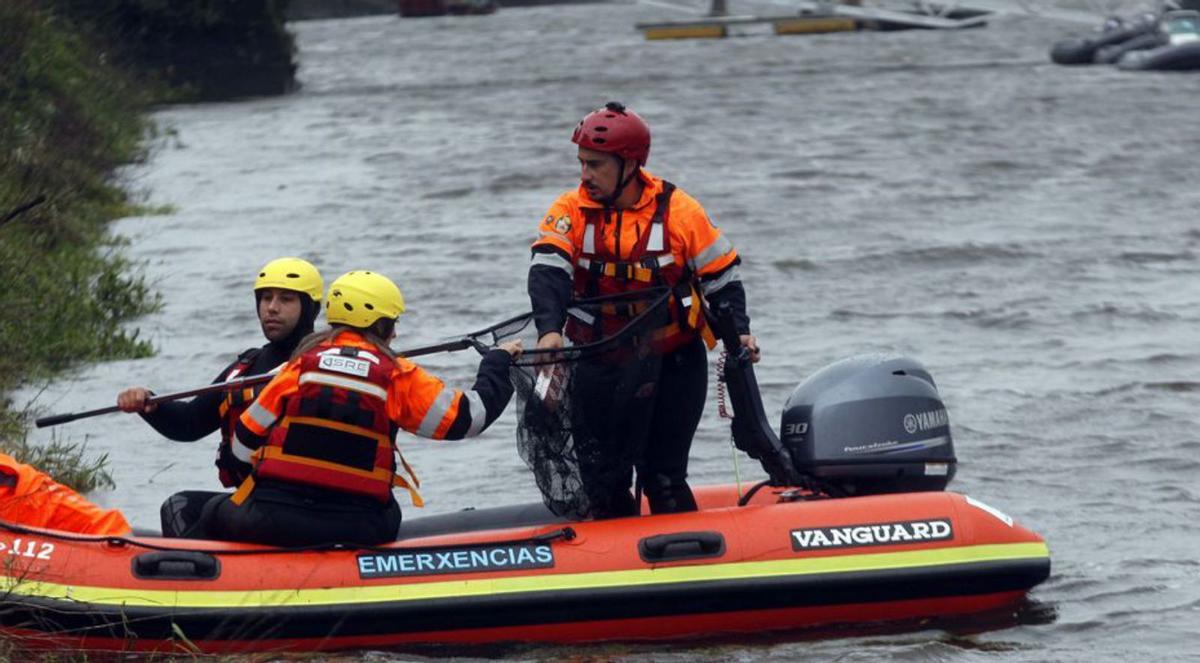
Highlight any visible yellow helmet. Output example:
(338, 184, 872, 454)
(255, 257, 324, 304)
(325, 270, 406, 328)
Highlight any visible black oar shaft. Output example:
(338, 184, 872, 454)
(400, 338, 474, 356)
(34, 373, 274, 429)
(33, 337, 484, 429)
(34, 406, 122, 428)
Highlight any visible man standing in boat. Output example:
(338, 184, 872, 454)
(527, 102, 759, 519)
(115, 257, 324, 537)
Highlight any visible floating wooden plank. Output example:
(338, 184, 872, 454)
(774, 16, 858, 33)
(645, 23, 729, 39)
(636, 1, 992, 39)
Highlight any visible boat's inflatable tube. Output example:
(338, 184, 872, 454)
(1050, 13, 1161, 64)
(1118, 10, 1200, 70)
(0, 484, 1051, 654)
(1118, 39, 1200, 69)
(1094, 30, 1170, 63)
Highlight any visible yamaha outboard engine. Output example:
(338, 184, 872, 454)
(780, 354, 956, 496)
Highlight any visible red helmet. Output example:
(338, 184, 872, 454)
(571, 102, 651, 166)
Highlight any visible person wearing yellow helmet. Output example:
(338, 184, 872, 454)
(193, 270, 521, 547)
(115, 257, 323, 538)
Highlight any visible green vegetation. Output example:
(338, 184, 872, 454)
(0, 435, 116, 494)
(0, 2, 297, 658)
(44, 0, 298, 100)
(0, 0, 161, 487)
(1, 0, 296, 488)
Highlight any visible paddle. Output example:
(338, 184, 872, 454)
(34, 334, 495, 429)
(34, 290, 675, 428)
(35, 373, 278, 429)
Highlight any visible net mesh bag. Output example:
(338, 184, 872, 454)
(476, 288, 674, 519)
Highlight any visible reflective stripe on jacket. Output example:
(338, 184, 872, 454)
(215, 348, 263, 488)
(532, 171, 734, 352)
(253, 342, 404, 504)
(237, 330, 487, 505)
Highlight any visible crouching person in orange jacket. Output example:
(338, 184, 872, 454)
(204, 270, 521, 547)
(0, 452, 131, 536)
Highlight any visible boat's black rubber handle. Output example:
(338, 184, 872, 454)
(132, 551, 221, 580)
(639, 531, 725, 563)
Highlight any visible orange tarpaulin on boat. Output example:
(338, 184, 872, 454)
(0, 452, 131, 536)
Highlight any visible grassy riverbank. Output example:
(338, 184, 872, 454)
(0, 2, 298, 658)
(45, 0, 297, 100)
(0, 1, 161, 487)
(1, 0, 297, 490)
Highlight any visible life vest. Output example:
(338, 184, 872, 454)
(567, 181, 713, 354)
(215, 348, 262, 488)
(236, 343, 422, 506)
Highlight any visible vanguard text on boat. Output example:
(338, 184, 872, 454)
(0, 298, 1051, 653)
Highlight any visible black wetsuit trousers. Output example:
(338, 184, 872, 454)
(161, 483, 401, 546)
(574, 337, 707, 518)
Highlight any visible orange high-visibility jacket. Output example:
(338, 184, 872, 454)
(240, 331, 483, 441)
(237, 330, 503, 505)
(531, 170, 740, 350)
(0, 453, 131, 536)
(531, 170, 740, 292)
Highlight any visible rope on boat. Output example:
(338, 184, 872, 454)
(0, 518, 577, 556)
(716, 350, 745, 502)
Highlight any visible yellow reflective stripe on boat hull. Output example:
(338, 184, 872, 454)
(0, 542, 1048, 610)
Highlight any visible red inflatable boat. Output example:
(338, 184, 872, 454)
(0, 482, 1048, 654)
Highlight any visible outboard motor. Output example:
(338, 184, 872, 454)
(780, 354, 956, 496)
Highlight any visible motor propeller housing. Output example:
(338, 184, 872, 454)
(780, 354, 957, 496)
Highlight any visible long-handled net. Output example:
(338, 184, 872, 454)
(468, 289, 675, 519)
